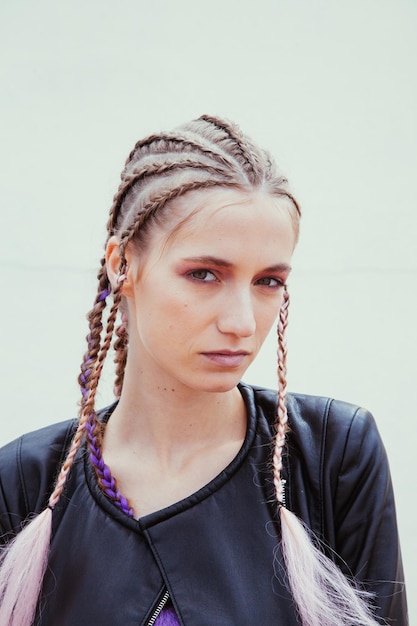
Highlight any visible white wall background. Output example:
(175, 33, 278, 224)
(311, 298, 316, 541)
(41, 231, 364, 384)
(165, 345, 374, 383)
(1, 0, 416, 621)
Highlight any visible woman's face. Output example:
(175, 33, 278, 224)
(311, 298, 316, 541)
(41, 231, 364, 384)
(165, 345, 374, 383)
(124, 188, 297, 394)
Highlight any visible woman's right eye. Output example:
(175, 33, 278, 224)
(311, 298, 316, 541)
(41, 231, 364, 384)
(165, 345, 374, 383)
(188, 269, 217, 282)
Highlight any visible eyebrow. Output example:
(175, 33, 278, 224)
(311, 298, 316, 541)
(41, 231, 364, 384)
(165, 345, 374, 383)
(182, 256, 292, 273)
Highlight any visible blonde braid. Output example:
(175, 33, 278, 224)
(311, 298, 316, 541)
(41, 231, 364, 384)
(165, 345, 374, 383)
(108, 158, 235, 235)
(273, 287, 289, 505)
(80, 280, 125, 429)
(273, 288, 381, 626)
(198, 114, 264, 182)
(125, 132, 235, 169)
(113, 319, 128, 399)
(77, 259, 109, 392)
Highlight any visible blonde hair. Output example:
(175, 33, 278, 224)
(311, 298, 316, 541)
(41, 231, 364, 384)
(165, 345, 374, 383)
(0, 115, 380, 625)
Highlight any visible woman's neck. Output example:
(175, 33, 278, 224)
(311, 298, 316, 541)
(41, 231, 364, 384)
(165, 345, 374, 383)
(101, 364, 247, 517)
(103, 360, 246, 465)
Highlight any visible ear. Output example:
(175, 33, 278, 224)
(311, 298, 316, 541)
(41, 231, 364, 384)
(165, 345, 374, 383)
(105, 236, 135, 297)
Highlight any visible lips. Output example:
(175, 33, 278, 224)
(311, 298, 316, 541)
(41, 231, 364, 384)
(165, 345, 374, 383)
(201, 350, 250, 368)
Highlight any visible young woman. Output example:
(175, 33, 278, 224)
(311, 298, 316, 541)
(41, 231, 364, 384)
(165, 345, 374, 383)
(0, 115, 407, 625)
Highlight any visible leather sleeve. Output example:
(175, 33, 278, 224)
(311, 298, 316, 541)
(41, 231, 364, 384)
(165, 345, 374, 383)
(0, 420, 75, 540)
(326, 403, 407, 624)
(284, 392, 408, 625)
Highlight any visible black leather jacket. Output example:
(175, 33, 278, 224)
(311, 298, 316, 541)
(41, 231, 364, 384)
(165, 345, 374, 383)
(0, 384, 408, 625)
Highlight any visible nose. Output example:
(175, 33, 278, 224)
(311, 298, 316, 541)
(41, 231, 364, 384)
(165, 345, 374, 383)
(216, 287, 256, 337)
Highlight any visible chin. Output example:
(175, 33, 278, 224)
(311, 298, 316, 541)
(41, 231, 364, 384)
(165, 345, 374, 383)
(189, 372, 244, 394)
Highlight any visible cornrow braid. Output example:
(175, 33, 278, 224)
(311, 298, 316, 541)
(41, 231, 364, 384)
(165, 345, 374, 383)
(107, 157, 235, 236)
(125, 132, 236, 170)
(198, 114, 264, 183)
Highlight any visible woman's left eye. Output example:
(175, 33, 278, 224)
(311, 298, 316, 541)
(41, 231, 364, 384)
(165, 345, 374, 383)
(255, 277, 283, 288)
(188, 269, 217, 282)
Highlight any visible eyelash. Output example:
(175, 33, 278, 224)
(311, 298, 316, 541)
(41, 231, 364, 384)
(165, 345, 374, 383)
(188, 269, 218, 282)
(255, 276, 285, 288)
(187, 270, 285, 289)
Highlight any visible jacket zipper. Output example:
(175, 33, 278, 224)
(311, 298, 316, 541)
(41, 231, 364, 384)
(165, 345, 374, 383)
(147, 589, 170, 626)
(281, 478, 287, 508)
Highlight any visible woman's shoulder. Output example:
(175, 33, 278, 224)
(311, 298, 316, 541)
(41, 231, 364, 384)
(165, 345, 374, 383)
(248, 383, 377, 428)
(0, 419, 77, 534)
(246, 383, 383, 462)
(0, 419, 77, 468)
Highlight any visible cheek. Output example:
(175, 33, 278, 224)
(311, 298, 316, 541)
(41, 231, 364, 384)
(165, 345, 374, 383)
(135, 287, 200, 343)
(255, 298, 283, 336)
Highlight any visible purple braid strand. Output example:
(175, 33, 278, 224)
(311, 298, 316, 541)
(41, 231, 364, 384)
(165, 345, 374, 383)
(85, 417, 134, 517)
(98, 288, 110, 302)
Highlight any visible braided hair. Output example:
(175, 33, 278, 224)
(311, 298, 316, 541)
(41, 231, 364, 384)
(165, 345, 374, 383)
(0, 115, 379, 626)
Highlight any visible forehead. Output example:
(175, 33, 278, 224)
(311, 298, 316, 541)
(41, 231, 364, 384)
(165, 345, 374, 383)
(140, 188, 297, 270)
(169, 188, 295, 248)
